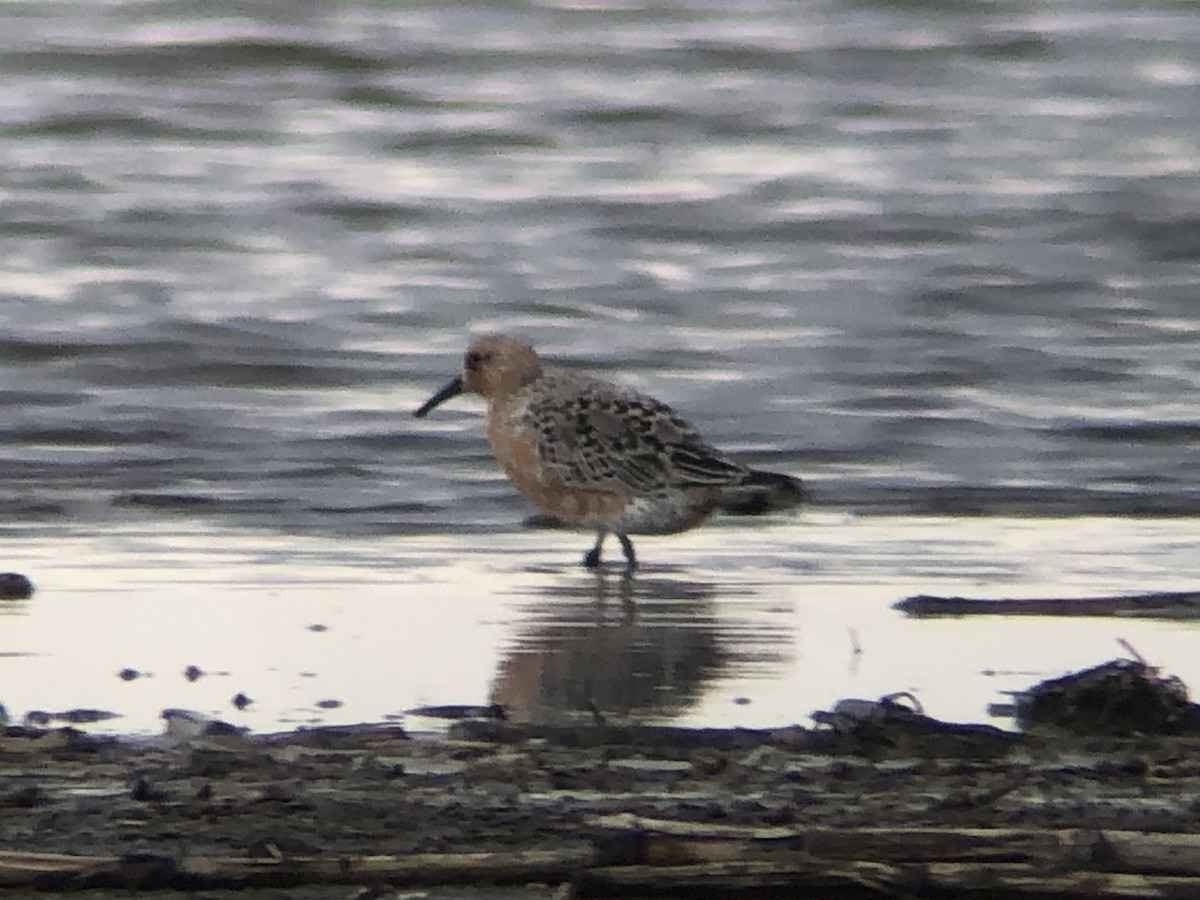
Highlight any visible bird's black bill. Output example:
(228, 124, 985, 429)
(414, 377, 464, 418)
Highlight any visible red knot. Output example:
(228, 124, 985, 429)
(414, 335, 803, 570)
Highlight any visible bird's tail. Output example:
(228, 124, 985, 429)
(717, 469, 805, 515)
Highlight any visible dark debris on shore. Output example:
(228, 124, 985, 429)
(3, 659, 1200, 898)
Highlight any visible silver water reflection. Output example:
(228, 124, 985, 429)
(5, 516, 1200, 734)
(492, 571, 789, 724)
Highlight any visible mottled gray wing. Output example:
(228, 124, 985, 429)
(526, 376, 746, 493)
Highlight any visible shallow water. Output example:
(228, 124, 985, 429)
(1, 0, 1199, 733)
(5, 513, 1199, 735)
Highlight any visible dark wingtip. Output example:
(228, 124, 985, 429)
(414, 377, 464, 418)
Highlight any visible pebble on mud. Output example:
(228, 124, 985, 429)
(0, 572, 34, 599)
(162, 708, 247, 740)
(232, 692, 252, 710)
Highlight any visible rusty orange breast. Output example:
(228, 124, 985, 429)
(486, 409, 626, 526)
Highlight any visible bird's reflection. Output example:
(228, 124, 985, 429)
(490, 568, 790, 724)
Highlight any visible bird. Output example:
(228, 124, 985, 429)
(413, 335, 803, 570)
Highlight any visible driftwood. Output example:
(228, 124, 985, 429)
(8, 826, 1200, 896)
(894, 590, 1200, 619)
(590, 816, 1200, 875)
(582, 861, 1200, 900)
(0, 847, 595, 891)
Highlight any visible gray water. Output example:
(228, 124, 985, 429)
(2, 0, 1199, 733)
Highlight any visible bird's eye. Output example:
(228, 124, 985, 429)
(466, 350, 488, 370)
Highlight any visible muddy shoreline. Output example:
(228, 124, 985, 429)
(5, 680, 1200, 899)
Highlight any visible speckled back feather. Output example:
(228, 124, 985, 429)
(522, 368, 748, 495)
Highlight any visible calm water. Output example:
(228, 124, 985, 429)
(2, 0, 1199, 733)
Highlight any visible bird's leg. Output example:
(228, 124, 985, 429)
(618, 533, 637, 571)
(583, 531, 607, 568)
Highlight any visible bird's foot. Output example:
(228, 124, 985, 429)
(583, 533, 636, 573)
(618, 534, 637, 573)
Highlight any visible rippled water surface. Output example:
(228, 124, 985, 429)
(1, 0, 1198, 733)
